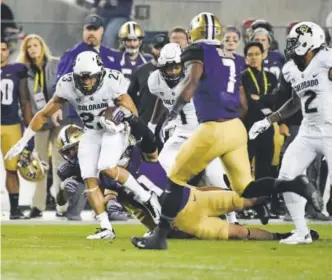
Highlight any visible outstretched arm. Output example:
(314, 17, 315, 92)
(267, 91, 301, 124)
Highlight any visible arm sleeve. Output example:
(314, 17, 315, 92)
(127, 70, 140, 106)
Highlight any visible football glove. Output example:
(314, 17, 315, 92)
(248, 118, 271, 140)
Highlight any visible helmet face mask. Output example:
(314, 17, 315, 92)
(73, 51, 104, 95)
(158, 43, 184, 87)
(161, 62, 184, 88)
(73, 71, 104, 95)
(284, 22, 326, 69)
(59, 143, 79, 164)
(57, 124, 83, 165)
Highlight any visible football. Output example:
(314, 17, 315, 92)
(103, 106, 121, 125)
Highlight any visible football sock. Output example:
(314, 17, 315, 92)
(159, 181, 184, 231)
(225, 211, 238, 224)
(123, 174, 150, 203)
(9, 193, 19, 213)
(242, 178, 278, 198)
(283, 192, 309, 234)
(96, 211, 112, 230)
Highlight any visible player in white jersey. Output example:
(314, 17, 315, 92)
(249, 22, 329, 244)
(147, 43, 238, 224)
(5, 51, 160, 239)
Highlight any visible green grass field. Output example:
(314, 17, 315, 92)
(2, 224, 332, 280)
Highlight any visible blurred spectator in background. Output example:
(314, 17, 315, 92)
(1, 0, 25, 60)
(242, 42, 278, 180)
(241, 19, 255, 44)
(251, 27, 285, 79)
(17, 34, 63, 218)
(250, 20, 279, 51)
(168, 27, 188, 49)
(1, 0, 18, 38)
(324, 28, 331, 47)
(1, 38, 32, 219)
(128, 34, 169, 125)
(55, 14, 121, 127)
(222, 25, 246, 71)
(286, 21, 300, 36)
(116, 21, 152, 81)
(93, 0, 133, 49)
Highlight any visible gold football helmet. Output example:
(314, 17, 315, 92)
(118, 21, 144, 54)
(57, 124, 83, 164)
(188, 12, 223, 44)
(18, 149, 49, 182)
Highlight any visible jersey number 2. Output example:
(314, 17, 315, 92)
(222, 58, 236, 93)
(304, 90, 318, 114)
(1, 79, 14, 105)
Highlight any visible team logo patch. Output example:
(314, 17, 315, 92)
(76, 98, 81, 103)
(295, 24, 313, 36)
(90, 97, 94, 101)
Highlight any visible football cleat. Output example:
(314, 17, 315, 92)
(142, 192, 161, 224)
(86, 228, 116, 240)
(131, 227, 168, 250)
(280, 231, 312, 245)
(9, 209, 30, 220)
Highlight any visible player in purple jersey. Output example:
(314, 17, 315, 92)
(115, 21, 152, 81)
(131, 12, 323, 250)
(1, 38, 32, 219)
(251, 27, 285, 79)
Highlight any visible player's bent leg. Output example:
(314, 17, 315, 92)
(101, 166, 161, 223)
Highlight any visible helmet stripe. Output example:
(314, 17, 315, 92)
(129, 22, 135, 36)
(203, 14, 209, 40)
(205, 13, 214, 40)
(211, 15, 215, 39)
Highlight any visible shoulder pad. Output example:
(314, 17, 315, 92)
(147, 70, 162, 94)
(282, 60, 296, 82)
(181, 43, 204, 63)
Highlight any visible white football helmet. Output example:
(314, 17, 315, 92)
(158, 43, 183, 87)
(285, 21, 325, 60)
(73, 51, 105, 95)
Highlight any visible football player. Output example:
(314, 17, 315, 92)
(1, 38, 32, 219)
(148, 42, 238, 224)
(249, 22, 332, 244)
(131, 13, 323, 250)
(5, 51, 159, 239)
(116, 21, 152, 81)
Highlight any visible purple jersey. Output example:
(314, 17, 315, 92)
(1, 63, 27, 125)
(114, 50, 152, 81)
(183, 43, 242, 122)
(263, 50, 285, 79)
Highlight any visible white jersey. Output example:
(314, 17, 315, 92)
(283, 48, 332, 134)
(148, 70, 198, 136)
(55, 69, 129, 130)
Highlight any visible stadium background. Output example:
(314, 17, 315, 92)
(1, 0, 332, 210)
